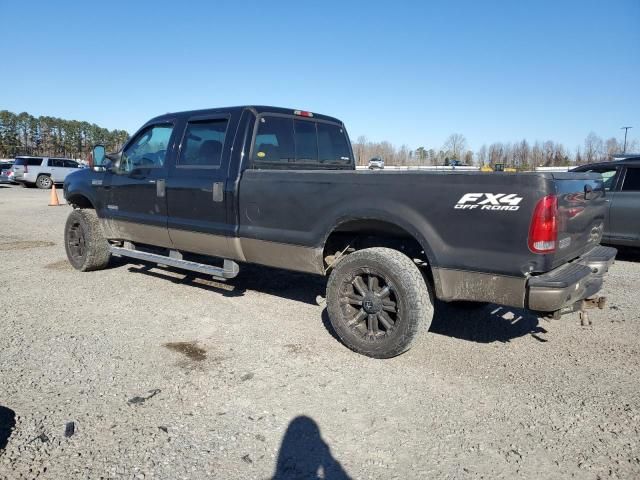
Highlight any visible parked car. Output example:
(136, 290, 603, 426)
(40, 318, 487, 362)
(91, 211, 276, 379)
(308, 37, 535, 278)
(63, 105, 615, 358)
(368, 157, 384, 169)
(0, 161, 14, 184)
(571, 155, 640, 247)
(12, 156, 82, 189)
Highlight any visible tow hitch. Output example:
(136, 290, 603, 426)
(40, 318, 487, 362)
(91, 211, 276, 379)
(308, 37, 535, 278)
(546, 296, 607, 325)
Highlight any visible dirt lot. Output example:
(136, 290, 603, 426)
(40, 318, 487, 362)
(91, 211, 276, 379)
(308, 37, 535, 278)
(0, 185, 639, 480)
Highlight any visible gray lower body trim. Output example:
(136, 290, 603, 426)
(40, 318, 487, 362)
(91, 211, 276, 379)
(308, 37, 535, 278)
(102, 219, 323, 275)
(433, 268, 526, 308)
(240, 237, 324, 274)
(103, 219, 174, 249)
(168, 228, 246, 262)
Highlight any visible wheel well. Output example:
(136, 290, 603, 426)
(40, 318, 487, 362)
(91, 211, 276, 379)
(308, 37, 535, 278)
(67, 194, 94, 209)
(323, 219, 429, 269)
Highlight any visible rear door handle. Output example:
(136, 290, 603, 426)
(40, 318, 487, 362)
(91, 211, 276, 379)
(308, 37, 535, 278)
(156, 179, 166, 198)
(213, 182, 224, 202)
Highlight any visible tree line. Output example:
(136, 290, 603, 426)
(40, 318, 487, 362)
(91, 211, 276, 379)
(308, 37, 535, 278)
(2, 109, 635, 169)
(353, 132, 638, 169)
(0, 110, 129, 159)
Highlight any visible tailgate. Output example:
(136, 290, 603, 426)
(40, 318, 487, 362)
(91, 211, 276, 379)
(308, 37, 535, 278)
(549, 172, 606, 268)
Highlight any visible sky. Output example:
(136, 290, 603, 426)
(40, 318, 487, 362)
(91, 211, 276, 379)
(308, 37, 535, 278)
(1, 0, 638, 153)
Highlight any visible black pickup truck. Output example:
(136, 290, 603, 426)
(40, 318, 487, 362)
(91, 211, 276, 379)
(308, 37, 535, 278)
(63, 105, 616, 358)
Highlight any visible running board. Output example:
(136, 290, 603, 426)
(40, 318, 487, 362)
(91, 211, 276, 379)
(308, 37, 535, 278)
(109, 245, 239, 279)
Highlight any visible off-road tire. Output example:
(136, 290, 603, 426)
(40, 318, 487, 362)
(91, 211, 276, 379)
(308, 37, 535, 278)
(64, 209, 111, 271)
(36, 175, 53, 189)
(326, 247, 433, 358)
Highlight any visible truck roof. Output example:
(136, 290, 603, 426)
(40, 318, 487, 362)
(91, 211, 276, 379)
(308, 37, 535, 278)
(147, 105, 343, 125)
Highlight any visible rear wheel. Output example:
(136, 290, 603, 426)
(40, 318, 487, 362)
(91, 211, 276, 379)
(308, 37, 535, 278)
(326, 247, 433, 358)
(36, 175, 53, 189)
(64, 209, 111, 271)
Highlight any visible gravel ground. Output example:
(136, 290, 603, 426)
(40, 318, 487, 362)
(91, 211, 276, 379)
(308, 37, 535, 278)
(0, 184, 639, 480)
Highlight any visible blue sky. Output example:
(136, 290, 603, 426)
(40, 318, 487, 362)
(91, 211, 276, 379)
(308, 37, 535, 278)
(1, 0, 638, 152)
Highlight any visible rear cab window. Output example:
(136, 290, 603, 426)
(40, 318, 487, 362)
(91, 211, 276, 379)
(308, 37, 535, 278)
(252, 115, 352, 169)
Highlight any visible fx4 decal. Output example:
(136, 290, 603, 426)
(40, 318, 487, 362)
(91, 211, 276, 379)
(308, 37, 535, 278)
(455, 193, 523, 211)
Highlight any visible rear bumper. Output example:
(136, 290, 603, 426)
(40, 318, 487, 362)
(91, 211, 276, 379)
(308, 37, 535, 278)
(526, 245, 617, 312)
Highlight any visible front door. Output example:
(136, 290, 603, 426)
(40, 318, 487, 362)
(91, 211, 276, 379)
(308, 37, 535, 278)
(580, 165, 619, 241)
(48, 158, 65, 182)
(105, 122, 176, 248)
(609, 166, 640, 245)
(166, 114, 238, 259)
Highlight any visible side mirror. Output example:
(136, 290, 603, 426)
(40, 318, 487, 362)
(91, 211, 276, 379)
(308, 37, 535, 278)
(92, 144, 106, 169)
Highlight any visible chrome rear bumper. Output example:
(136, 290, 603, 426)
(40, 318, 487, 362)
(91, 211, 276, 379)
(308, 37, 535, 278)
(526, 245, 617, 312)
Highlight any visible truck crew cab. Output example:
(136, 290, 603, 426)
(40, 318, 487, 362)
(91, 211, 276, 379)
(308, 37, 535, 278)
(64, 106, 616, 358)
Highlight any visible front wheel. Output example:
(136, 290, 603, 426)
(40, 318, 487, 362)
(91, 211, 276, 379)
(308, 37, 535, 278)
(326, 247, 433, 358)
(64, 209, 111, 271)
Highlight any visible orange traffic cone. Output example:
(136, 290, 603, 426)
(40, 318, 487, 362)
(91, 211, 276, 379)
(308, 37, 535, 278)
(48, 183, 61, 206)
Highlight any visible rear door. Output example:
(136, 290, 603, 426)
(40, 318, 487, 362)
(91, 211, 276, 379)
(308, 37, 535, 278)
(166, 113, 239, 258)
(105, 122, 176, 247)
(609, 166, 640, 245)
(575, 165, 621, 243)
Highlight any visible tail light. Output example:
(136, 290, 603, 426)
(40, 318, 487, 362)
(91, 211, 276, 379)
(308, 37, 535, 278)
(528, 195, 558, 253)
(24, 163, 28, 173)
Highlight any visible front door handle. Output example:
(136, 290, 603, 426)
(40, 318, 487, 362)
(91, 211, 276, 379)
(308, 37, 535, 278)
(156, 179, 166, 198)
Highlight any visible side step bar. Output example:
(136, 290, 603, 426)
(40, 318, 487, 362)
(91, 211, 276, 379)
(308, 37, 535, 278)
(109, 245, 239, 279)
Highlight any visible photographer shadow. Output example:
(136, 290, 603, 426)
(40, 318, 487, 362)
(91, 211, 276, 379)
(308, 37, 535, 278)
(0, 405, 16, 451)
(273, 416, 351, 480)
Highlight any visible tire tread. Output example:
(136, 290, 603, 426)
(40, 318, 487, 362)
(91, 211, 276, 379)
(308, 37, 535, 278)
(326, 247, 432, 358)
(64, 209, 111, 271)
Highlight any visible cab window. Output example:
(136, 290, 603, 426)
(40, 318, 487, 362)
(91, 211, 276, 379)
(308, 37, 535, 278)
(120, 124, 173, 173)
(317, 122, 351, 165)
(252, 115, 352, 169)
(63, 160, 79, 168)
(253, 116, 295, 165)
(584, 167, 618, 191)
(621, 167, 640, 191)
(294, 119, 318, 163)
(179, 119, 229, 168)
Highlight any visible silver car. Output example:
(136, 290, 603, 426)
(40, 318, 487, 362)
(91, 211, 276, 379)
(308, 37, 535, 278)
(12, 156, 82, 189)
(571, 155, 640, 247)
(0, 161, 14, 184)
